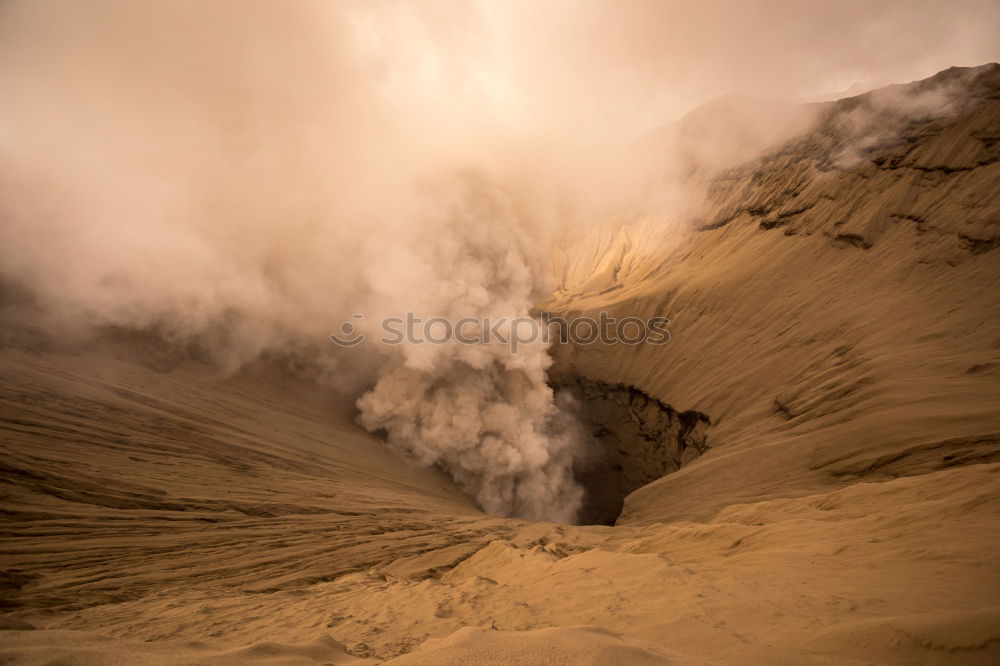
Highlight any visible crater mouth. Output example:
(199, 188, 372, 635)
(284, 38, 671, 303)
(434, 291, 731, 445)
(559, 376, 712, 525)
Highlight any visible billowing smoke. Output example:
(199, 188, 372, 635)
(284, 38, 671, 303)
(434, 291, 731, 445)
(355, 173, 586, 522)
(0, 1, 997, 522)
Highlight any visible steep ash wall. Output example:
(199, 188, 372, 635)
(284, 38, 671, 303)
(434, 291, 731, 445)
(557, 376, 711, 524)
(549, 64, 1000, 524)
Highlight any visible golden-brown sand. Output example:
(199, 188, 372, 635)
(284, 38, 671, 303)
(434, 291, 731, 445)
(1, 65, 999, 664)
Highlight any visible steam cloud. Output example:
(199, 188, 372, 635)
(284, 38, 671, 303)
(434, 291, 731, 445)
(1, 1, 997, 522)
(356, 174, 586, 522)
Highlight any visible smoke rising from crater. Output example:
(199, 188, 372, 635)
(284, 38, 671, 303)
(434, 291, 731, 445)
(355, 173, 587, 522)
(0, 1, 997, 521)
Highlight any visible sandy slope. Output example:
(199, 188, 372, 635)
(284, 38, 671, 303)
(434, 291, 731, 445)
(550, 64, 1000, 523)
(2, 66, 1000, 664)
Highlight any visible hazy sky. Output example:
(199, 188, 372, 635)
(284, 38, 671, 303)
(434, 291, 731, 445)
(345, 0, 1000, 132)
(2, 1, 998, 139)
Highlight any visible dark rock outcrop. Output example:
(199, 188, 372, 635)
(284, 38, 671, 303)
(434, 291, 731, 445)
(560, 377, 710, 525)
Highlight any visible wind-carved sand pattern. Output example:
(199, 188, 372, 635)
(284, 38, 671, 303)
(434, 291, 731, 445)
(1, 2, 999, 663)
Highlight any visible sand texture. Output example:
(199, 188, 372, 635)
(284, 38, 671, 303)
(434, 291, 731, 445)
(2, 65, 999, 664)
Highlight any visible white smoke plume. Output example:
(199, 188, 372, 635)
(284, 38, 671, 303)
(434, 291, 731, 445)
(356, 173, 586, 522)
(824, 68, 985, 168)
